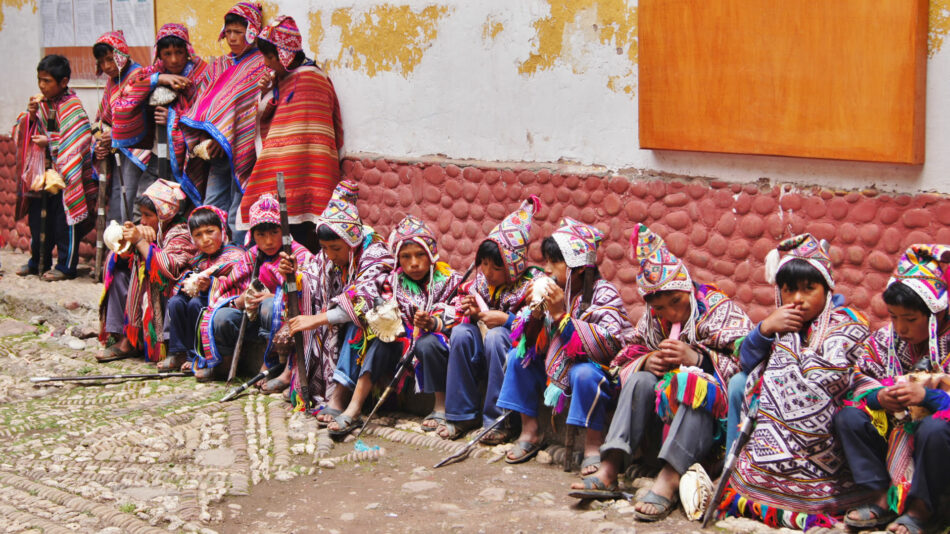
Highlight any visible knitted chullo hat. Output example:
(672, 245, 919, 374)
(219, 2, 263, 45)
(257, 15, 301, 68)
(153, 23, 195, 64)
(143, 179, 185, 222)
(764, 233, 835, 289)
(248, 193, 280, 230)
(885, 244, 950, 373)
(630, 223, 692, 296)
(316, 180, 362, 247)
(389, 215, 439, 262)
(485, 195, 541, 282)
(95, 31, 131, 75)
(552, 217, 604, 269)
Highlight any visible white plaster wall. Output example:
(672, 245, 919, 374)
(2, 0, 949, 194)
(0, 3, 43, 130)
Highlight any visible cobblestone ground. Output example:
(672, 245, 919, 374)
(0, 250, 897, 534)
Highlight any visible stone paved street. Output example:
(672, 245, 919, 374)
(0, 250, 887, 534)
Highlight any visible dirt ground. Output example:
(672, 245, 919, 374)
(0, 250, 911, 534)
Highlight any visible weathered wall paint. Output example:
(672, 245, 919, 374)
(0, 0, 33, 33)
(155, 0, 281, 58)
(3, 1, 950, 195)
(932, 0, 950, 57)
(519, 0, 638, 95)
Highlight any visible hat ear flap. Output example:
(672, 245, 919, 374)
(764, 248, 781, 285)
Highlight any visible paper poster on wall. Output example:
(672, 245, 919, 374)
(112, 0, 155, 47)
(74, 0, 114, 47)
(41, 0, 76, 47)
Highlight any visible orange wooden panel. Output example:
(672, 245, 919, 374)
(638, 0, 928, 164)
(44, 46, 151, 83)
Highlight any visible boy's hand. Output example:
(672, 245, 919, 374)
(277, 252, 296, 278)
(31, 135, 49, 148)
(459, 295, 478, 318)
(154, 106, 168, 126)
(413, 310, 434, 332)
(478, 310, 509, 329)
(658, 339, 700, 367)
(158, 74, 191, 91)
(760, 304, 805, 336)
(877, 387, 906, 412)
(27, 95, 41, 116)
(288, 314, 322, 335)
(889, 382, 926, 408)
(258, 71, 275, 95)
(543, 284, 566, 320)
(644, 352, 674, 376)
(195, 274, 211, 292)
(95, 131, 112, 159)
(244, 289, 273, 312)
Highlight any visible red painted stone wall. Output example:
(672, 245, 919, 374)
(343, 156, 950, 330)
(2, 134, 948, 331)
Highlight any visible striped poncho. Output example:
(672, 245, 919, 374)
(237, 62, 343, 230)
(125, 223, 198, 362)
(13, 90, 95, 225)
(845, 324, 950, 514)
(721, 307, 872, 529)
(111, 58, 210, 203)
(181, 48, 266, 194)
(96, 63, 151, 170)
(509, 278, 635, 412)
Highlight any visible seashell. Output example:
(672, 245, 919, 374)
(43, 169, 66, 194)
(679, 463, 713, 521)
(148, 85, 178, 106)
(103, 221, 131, 254)
(365, 299, 405, 342)
(191, 138, 214, 160)
(529, 276, 556, 311)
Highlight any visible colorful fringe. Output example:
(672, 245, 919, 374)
(717, 486, 838, 531)
(654, 368, 727, 424)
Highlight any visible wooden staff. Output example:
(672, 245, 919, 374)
(38, 113, 57, 275)
(276, 172, 311, 409)
(93, 125, 111, 282)
(226, 253, 267, 383)
(31, 371, 187, 383)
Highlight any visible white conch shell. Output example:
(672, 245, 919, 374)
(148, 85, 178, 106)
(192, 138, 214, 160)
(103, 220, 131, 254)
(529, 276, 556, 311)
(366, 299, 405, 343)
(679, 463, 713, 521)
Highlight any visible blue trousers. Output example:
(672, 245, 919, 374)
(725, 371, 749, 452)
(209, 296, 278, 369)
(332, 324, 402, 390)
(414, 334, 450, 394)
(445, 323, 510, 427)
(166, 292, 208, 355)
(204, 157, 244, 244)
(835, 406, 950, 513)
(497, 359, 615, 431)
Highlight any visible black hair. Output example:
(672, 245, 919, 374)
(883, 282, 931, 316)
(156, 35, 189, 55)
(92, 42, 113, 60)
(135, 195, 156, 213)
(476, 240, 505, 268)
(317, 224, 343, 242)
(775, 258, 830, 292)
(224, 12, 249, 28)
(251, 222, 280, 235)
(541, 237, 563, 263)
(188, 207, 224, 234)
(37, 55, 70, 82)
(256, 39, 306, 66)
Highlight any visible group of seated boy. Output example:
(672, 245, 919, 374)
(95, 176, 949, 534)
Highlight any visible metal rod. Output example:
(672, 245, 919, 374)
(31, 371, 188, 383)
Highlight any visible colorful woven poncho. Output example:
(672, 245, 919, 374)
(13, 90, 95, 226)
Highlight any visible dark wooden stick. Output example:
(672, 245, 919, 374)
(226, 254, 267, 384)
(276, 172, 311, 409)
(31, 371, 187, 383)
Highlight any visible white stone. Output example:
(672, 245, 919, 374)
(401, 480, 440, 493)
(478, 487, 506, 502)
